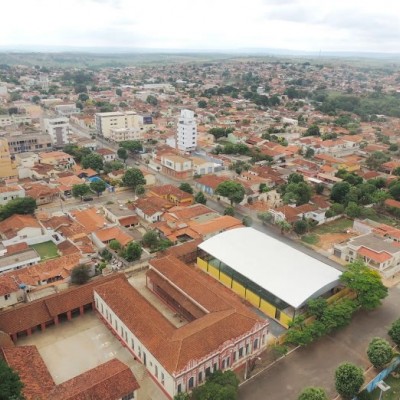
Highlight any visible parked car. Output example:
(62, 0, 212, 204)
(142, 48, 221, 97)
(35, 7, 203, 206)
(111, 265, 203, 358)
(83, 196, 94, 201)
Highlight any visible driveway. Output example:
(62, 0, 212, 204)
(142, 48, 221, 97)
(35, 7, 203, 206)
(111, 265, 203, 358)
(239, 284, 400, 400)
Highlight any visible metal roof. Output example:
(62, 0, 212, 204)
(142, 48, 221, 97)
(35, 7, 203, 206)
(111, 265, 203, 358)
(198, 227, 341, 309)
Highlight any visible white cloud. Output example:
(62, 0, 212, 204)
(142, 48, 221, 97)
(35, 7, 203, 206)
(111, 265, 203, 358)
(1, 0, 399, 52)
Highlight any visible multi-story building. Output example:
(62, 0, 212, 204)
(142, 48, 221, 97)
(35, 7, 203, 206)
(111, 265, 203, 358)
(95, 111, 148, 139)
(5, 132, 53, 154)
(161, 153, 193, 179)
(0, 138, 18, 180)
(54, 104, 80, 117)
(177, 109, 197, 152)
(109, 127, 144, 142)
(43, 117, 70, 147)
(167, 109, 198, 152)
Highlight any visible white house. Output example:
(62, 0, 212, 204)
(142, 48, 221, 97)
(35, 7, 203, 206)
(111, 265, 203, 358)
(0, 185, 25, 205)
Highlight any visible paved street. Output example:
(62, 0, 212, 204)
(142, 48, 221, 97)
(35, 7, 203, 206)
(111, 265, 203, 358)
(239, 283, 400, 400)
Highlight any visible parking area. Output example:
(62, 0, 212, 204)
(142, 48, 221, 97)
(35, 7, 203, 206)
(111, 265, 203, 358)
(17, 312, 168, 400)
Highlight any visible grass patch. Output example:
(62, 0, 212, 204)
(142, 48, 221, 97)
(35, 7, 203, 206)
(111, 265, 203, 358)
(301, 234, 319, 245)
(368, 372, 400, 399)
(313, 218, 353, 235)
(31, 241, 59, 260)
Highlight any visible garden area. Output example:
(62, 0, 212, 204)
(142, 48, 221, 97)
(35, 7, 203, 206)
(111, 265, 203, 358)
(368, 370, 400, 399)
(301, 218, 355, 250)
(30, 241, 59, 260)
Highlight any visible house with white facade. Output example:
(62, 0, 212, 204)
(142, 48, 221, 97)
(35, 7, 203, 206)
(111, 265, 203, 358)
(94, 256, 268, 398)
(43, 117, 70, 147)
(0, 185, 25, 205)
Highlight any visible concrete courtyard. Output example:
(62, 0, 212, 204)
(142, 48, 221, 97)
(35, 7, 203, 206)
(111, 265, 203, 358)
(17, 312, 168, 400)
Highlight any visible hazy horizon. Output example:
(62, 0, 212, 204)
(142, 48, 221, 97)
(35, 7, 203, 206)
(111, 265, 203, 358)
(1, 0, 400, 54)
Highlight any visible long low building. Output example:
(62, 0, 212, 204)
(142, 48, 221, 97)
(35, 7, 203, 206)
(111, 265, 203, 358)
(94, 255, 268, 398)
(197, 227, 342, 327)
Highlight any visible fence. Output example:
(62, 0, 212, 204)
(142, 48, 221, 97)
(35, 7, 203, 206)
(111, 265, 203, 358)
(363, 356, 400, 394)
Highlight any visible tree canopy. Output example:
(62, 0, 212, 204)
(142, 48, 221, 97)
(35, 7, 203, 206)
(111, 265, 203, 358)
(367, 337, 393, 369)
(72, 183, 90, 199)
(340, 260, 388, 310)
(81, 153, 104, 171)
(215, 181, 245, 205)
(122, 168, 146, 189)
(0, 359, 24, 400)
(388, 318, 400, 347)
(117, 147, 128, 163)
(90, 180, 107, 196)
(195, 191, 207, 205)
(192, 370, 239, 400)
(334, 363, 364, 400)
(71, 264, 91, 285)
(179, 183, 193, 194)
(0, 197, 37, 221)
(121, 241, 142, 262)
(298, 387, 328, 400)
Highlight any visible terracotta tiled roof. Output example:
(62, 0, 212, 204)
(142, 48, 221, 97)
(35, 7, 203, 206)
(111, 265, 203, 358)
(0, 214, 41, 239)
(357, 246, 392, 263)
(0, 274, 122, 335)
(50, 358, 139, 400)
(94, 226, 133, 246)
(150, 185, 194, 202)
(385, 198, 400, 209)
(70, 207, 107, 232)
(1, 346, 55, 400)
(95, 257, 265, 374)
(5, 242, 29, 255)
(24, 183, 58, 199)
(196, 175, 227, 190)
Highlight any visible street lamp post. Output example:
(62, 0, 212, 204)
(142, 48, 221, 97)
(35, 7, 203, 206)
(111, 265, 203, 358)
(377, 380, 391, 400)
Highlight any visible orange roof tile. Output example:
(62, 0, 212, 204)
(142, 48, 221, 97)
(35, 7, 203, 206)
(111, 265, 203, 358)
(357, 246, 392, 263)
(95, 226, 133, 246)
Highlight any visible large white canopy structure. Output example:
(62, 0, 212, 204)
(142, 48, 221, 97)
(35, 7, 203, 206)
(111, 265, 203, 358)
(198, 227, 341, 309)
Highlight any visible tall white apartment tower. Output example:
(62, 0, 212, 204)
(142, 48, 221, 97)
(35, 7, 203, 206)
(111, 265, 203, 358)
(176, 109, 197, 152)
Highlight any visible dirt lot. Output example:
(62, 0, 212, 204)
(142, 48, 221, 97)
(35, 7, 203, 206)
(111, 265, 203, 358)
(316, 232, 357, 250)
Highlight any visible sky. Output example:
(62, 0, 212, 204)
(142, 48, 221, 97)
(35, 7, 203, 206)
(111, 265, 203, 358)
(1, 0, 400, 53)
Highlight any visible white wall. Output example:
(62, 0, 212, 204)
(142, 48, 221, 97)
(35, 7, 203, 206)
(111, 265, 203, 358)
(94, 292, 175, 397)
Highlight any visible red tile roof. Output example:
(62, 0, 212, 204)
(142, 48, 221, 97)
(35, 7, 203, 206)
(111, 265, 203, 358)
(1, 346, 55, 400)
(50, 358, 139, 400)
(357, 246, 392, 263)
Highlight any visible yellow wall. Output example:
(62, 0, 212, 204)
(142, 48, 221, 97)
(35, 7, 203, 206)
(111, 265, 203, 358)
(196, 256, 292, 327)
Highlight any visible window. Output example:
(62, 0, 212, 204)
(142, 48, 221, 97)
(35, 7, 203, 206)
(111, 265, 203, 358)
(161, 372, 165, 386)
(213, 362, 217, 372)
(131, 338, 135, 350)
(254, 338, 259, 350)
(233, 351, 237, 362)
(238, 347, 244, 358)
(198, 371, 203, 383)
(122, 393, 134, 400)
(205, 367, 211, 377)
(155, 365, 158, 378)
(222, 360, 226, 369)
(4, 294, 10, 300)
(188, 377, 194, 389)
(246, 344, 250, 355)
(177, 384, 182, 393)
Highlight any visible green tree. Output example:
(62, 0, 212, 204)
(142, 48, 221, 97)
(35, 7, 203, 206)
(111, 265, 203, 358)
(82, 153, 104, 171)
(117, 147, 128, 164)
(179, 183, 193, 194)
(78, 93, 89, 102)
(330, 182, 351, 204)
(90, 180, 107, 196)
(192, 370, 239, 400)
(307, 298, 328, 320)
(142, 230, 159, 249)
(304, 125, 320, 137)
(389, 181, 400, 200)
(174, 394, 190, 400)
(288, 173, 305, 184)
(304, 147, 315, 159)
(121, 242, 142, 262)
(334, 363, 364, 400)
(71, 264, 91, 284)
(315, 183, 324, 195)
(146, 95, 158, 106)
(198, 100, 207, 108)
(122, 168, 146, 189)
(277, 220, 292, 234)
(72, 183, 90, 200)
(340, 260, 388, 310)
(294, 219, 308, 235)
(216, 181, 245, 206)
(242, 216, 253, 227)
(109, 239, 121, 251)
(195, 191, 207, 205)
(367, 337, 393, 369)
(0, 197, 37, 220)
(257, 211, 273, 223)
(388, 318, 400, 346)
(224, 206, 235, 216)
(298, 387, 328, 400)
(365, 151, 390, 171)
(0, 359, 24, 400)
(345, 202, 362, 218)
(116, 88, 122, 96)
(120, 140, 143, 153)
(103, 160, 125, 174)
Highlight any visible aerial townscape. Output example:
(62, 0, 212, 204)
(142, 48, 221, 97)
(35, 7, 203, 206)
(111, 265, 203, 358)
(1, 2, 400, 400)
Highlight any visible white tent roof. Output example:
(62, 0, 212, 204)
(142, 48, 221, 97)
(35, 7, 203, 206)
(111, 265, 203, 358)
(198, 227, 341, 309)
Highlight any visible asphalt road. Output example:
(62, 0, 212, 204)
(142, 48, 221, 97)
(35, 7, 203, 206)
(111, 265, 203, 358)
(239, 283, 400, 400)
